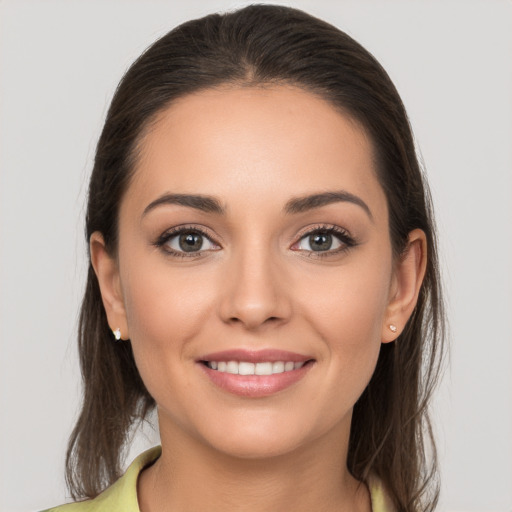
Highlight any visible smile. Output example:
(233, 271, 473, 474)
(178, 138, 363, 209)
(198, 350, 314, 397)
(205, 361, 305, 375)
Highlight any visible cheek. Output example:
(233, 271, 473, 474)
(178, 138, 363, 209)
(122, 257, 214, 343)
(296, 252, 392, 385)
(119, 255, 219, 396)
(303, 261, 391, 343)
(119, 262, 219, 426)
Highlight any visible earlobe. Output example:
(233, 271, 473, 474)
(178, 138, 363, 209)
(382, 229, 427, 343)
(90, 232, 129, 340)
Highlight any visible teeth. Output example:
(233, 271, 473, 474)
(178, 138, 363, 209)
(256, 362, 272, 375)
(226, 361, 238, 374)
(206, 360, 305, 375)
(272, 361, 284, 373)
(238, 362, 255, 375)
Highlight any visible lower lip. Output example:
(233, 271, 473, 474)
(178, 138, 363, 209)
(198, 362, 313, 397)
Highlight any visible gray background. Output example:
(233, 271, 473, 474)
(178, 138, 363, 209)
(1, 1, 511, 511)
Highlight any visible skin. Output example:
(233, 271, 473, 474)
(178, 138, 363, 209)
(91, 85, 426, 512)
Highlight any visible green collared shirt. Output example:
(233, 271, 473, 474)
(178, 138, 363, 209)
(44, 446, 394, 512)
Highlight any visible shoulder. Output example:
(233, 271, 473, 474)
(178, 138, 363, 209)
(368, 475, 396, 512)
(41, 446, 162, 512)
(41, 502, 94, 512)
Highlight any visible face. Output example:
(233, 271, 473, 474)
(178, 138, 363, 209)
(94, 86, 416, 460)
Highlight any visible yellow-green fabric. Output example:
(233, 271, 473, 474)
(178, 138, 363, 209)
(44, 446, 394, 512)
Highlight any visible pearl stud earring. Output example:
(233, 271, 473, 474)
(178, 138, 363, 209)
(389, 324, 398, 333)
(113, 327, 122, 341)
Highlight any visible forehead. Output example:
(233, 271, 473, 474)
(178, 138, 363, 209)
(127, 85, 387, 219)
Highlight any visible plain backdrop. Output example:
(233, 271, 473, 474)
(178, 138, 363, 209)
(1, 1, 511, 511)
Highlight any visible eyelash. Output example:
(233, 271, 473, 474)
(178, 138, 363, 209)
(293, 224, 357, 259)
(153, 224, 357, 259)
(153, 225, 219, 259)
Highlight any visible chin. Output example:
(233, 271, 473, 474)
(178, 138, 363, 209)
(193, 409, 347, 462)
(206, 431, 308, 461)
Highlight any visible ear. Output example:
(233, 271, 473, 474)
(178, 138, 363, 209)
(381, 229, 427, 343)
(90, 231, 129, 340)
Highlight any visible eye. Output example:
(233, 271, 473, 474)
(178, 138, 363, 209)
(155, 226, 220, 257)
(297, 231, 340, 252)
(292, 225, 356, 256)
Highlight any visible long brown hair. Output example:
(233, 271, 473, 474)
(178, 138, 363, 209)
(66, 5, 445, 511)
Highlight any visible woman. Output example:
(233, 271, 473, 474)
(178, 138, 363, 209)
(45, 5, 445, 512)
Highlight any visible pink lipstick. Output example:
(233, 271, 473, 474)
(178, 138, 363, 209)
(197, 349, 314, 397)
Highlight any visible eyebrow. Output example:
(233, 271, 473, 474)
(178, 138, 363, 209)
(143, 193, 226, 216)
(142, 190, 373, 220)
(284, 191, 373, 220)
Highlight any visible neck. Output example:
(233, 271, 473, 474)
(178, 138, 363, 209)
(137, 418, 371, 512)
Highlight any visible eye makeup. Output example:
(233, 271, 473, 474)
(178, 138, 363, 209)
(291, 223, 358, 259)
(153, 224, 220, 259)
(152, 222, 358, 260)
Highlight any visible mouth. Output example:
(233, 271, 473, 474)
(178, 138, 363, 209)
(201, 360, 310, 375)
(197, 349, 315, 397)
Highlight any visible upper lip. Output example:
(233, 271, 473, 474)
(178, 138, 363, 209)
(198, 349, 313, 363)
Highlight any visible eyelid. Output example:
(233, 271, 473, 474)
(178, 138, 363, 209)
(154, 222, 356, 259)
(154, 224, 221, 257)
(290, 223, 357, 256)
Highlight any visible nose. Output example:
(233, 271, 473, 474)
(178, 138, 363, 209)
(218, 243, 292, 331)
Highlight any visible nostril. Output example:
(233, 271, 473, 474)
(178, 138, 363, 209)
(227, 315, 280, 326)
